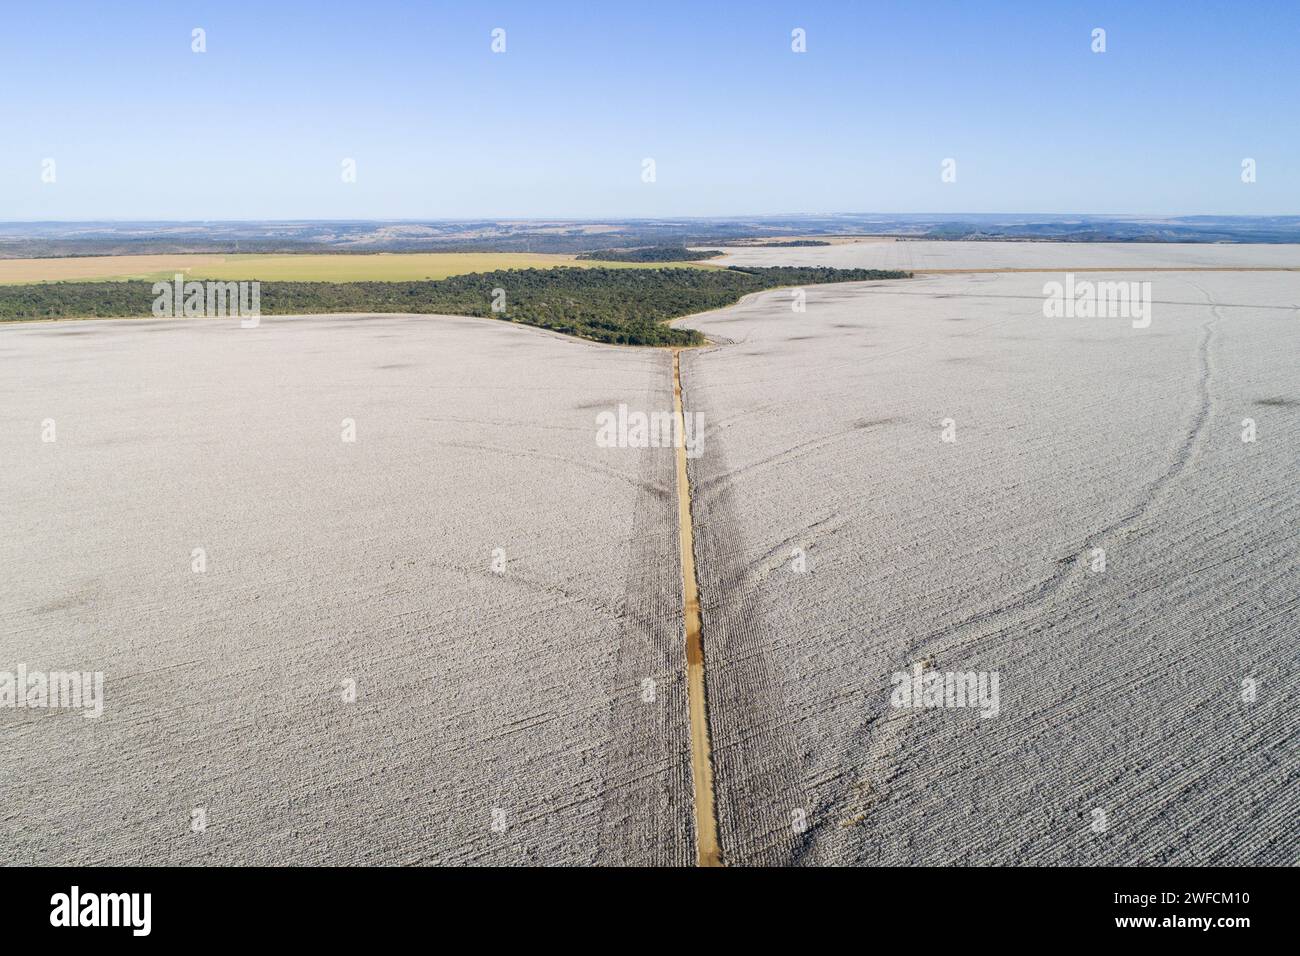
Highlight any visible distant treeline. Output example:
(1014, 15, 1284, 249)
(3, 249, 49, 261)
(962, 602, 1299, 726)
(575, 246, 719, 262)
(0, 266, 910, 346)
(722, 240, 832, 248)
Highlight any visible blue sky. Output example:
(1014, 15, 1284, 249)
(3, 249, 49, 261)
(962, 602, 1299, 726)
(2, 0, 1297, 219)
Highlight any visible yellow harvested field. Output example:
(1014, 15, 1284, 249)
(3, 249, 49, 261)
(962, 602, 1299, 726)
(0, 254, 232, 284)
(0, 252, 720, 284)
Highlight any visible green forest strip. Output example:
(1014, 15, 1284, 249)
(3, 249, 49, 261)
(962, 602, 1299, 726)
(0, 266, 910, 346)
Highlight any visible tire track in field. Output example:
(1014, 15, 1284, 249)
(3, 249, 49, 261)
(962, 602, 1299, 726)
(904, 277, 1224, 661)
(597, 351, 695, 865)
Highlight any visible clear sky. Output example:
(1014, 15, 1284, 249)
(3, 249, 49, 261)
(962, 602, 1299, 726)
(3, 0, 1298, 220)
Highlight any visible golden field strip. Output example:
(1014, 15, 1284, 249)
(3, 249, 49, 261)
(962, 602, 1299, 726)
(0, 252, 722, 285)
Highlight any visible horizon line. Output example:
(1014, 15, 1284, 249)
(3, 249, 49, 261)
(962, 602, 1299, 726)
(5, 212, 1300, 226)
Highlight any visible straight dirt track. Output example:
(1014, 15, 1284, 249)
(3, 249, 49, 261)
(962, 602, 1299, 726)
(672, 349, 723, 866)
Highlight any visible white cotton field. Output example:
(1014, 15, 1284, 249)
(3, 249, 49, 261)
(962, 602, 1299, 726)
(697, 239, 1300, 272)
(676, 267, 1299, 865)
(2, 249, 1297, 867)
(0, 314, 692, 865)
